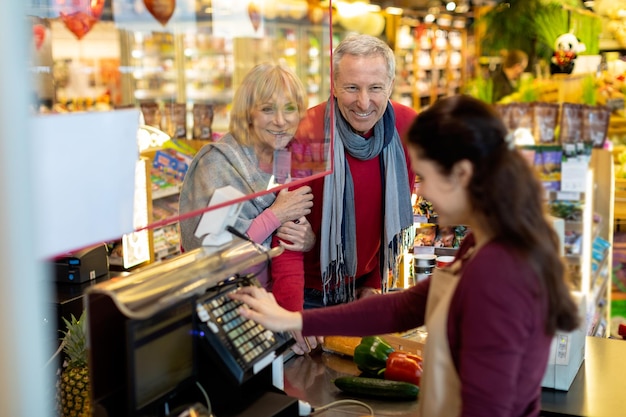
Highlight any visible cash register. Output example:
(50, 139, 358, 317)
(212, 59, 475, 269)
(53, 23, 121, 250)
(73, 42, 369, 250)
(85, 237, 300, 417)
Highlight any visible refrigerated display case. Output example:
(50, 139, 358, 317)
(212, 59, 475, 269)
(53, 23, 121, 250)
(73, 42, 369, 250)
(120, 30, 181, 103)
(119, 20, 336, 134)
(120, 28, 227, 132)
(272, 24, 345, 107)
(114, 19, 336, 263)
(182, 30, 233, 104)
(266, 24, 334, 107)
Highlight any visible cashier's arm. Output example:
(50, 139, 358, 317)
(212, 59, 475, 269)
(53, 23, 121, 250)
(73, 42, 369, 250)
(231, 286, 303, 333)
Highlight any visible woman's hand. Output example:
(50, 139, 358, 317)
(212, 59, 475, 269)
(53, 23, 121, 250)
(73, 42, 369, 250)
(229, 285, 303, 333)
(277, 216, 315, 252)
(270, 186, 313, 225)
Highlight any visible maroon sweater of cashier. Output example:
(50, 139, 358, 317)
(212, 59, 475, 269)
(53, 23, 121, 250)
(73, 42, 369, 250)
(302, 234, 553, 417)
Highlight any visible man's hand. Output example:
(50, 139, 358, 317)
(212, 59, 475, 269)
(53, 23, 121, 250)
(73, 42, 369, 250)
(277, 216, 315, 252)
(290, 331, 324, 355)
(356, 287, 380, 299)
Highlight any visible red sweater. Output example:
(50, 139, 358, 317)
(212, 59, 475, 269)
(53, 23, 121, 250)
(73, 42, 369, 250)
(270, 101, 417, 311)
(301, 235, 552, 417)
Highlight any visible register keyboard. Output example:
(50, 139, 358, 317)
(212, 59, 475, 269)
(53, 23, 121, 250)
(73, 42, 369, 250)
(195, 278, 293, 383)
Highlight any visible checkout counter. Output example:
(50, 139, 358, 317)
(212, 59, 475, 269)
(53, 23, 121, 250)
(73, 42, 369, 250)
(75, 235, 626, 417)
(84, 238, 301, 417)
(540, 336, 626, 417)
(281, 336, 626, 417)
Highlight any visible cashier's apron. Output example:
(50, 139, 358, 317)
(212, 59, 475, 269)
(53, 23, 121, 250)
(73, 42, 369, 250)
(418, 263, 462, 417)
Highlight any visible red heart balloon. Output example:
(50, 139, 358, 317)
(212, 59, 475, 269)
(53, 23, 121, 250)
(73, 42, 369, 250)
(55, 0, 105, 40)
(33, 24, 46, 50)
(144, 0, 176, 26)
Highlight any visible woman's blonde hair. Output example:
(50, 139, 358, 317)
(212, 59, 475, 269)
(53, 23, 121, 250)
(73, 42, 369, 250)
(229, 63, 308, 147)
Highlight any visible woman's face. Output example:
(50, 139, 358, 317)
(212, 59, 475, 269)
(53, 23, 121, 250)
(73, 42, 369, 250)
(408, 146, 472, 227)
(250, 92, 300, 152)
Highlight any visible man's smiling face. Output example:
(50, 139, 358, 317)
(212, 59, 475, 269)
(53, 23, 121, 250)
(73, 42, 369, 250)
(333, 54, 393, 135)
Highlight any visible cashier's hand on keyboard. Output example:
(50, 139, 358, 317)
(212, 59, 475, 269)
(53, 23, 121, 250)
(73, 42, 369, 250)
(290, 332, 323, 356)
(230, 285, 303, 333)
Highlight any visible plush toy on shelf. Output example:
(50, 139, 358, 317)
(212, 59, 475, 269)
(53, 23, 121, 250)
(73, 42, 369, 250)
(550, 32, 586, 75)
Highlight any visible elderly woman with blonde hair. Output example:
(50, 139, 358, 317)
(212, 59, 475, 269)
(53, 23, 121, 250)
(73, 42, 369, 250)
(179, 63, 315, 309)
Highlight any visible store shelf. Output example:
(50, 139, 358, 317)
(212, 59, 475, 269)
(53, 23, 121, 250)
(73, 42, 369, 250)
(393, 18, 468, 111)
(119, 22, 335, 134)
(152, 184, 182, 200)
(153, 223, 181, 262)
(547, 190, 587, 203)
(552, 149, 615, 338)
(600, 38, 626, 52)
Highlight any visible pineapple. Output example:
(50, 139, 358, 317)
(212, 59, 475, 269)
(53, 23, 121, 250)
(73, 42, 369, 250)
(57, 311, 91, 417)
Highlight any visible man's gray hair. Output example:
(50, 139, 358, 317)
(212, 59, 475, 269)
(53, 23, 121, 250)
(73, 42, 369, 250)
(332, 34, 395, 83)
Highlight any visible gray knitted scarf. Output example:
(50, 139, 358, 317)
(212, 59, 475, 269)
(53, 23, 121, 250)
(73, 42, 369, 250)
(179, 133, 276, 251)
(320, 98, 414, 305)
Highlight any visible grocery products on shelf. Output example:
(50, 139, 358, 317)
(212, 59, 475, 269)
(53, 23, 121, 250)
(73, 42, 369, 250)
(393, 17, 468, 110)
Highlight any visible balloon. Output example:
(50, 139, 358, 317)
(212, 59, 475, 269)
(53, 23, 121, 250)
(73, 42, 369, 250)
(361, 13, 385, 37)
(33, 24, 46, 50)
(308, 5, 324, 25)
(144, 0, 176, 26)
(56, 0, 105, 40)
(248, 0, 261, 32)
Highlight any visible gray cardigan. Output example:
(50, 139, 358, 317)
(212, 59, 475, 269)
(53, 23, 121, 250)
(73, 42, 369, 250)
(178, 133, 276, 251)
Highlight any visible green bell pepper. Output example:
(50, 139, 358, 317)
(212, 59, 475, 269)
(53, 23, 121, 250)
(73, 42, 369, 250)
(353, 336, 395, 373)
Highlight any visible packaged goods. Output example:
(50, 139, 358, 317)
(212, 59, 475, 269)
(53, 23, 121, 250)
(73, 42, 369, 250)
(321, 336, 362, 357)
(494, 103, 513, 131)
(140, 101, 161, 128)
(192, 103, 214, 140)
(532, 102, 560, 144)
(414, 223, 436, 247)
(582, 105, 610, 148)
(163, 102, 187, 139)
(559, 103, 584, 145)
(508, 102, 533, 132)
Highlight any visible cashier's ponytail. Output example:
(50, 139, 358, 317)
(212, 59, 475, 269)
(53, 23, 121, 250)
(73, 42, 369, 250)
(406, 95, 581, 334)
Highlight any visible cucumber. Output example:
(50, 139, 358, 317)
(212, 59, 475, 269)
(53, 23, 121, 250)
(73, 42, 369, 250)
(333, 376, 419, 401)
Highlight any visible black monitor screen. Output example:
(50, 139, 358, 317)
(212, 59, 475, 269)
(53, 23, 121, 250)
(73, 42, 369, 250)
(127, 301, 195, 411)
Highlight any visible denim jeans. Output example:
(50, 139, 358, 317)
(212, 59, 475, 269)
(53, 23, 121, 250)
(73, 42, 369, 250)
(303, 288, 327, 310)
(303, 288, 354, 309)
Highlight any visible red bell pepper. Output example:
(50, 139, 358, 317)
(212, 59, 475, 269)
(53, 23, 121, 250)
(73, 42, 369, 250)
(384, 351, 423, 386)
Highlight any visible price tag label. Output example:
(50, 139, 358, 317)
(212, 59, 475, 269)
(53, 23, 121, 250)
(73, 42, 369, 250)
(561, 160, 588, 193)
(556, 191, 581, 201)
(555, 334, 570, 365)
(414, 215, 429, 224)
(606, 98, 624, 112)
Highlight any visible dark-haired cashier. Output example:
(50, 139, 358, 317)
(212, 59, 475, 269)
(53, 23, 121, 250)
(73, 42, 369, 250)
(231, 94, 582, 417)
